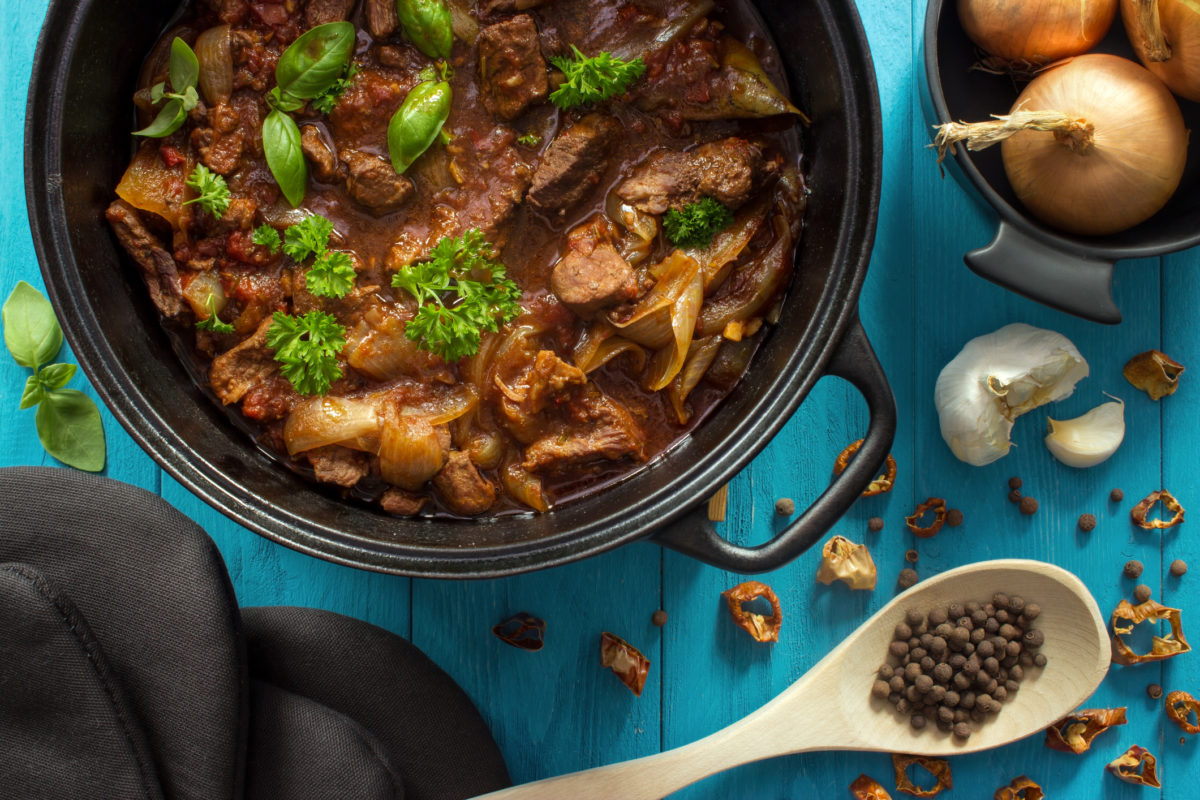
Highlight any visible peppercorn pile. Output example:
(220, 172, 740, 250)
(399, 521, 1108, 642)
(872, 593, 1046, 740)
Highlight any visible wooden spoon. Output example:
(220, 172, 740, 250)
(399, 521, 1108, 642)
(470, 559, 1109, 800)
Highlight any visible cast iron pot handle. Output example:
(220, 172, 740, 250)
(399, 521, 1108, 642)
(652, 318, 896, 573)
(965, 220, 1121, 325)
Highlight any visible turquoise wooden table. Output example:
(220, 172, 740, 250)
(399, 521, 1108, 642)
(4, 1, 1198, 796)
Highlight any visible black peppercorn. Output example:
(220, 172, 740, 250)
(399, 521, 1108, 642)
(1005, 641, 1022, 659)
(1023, 603, 1041, 621)
(868, 516, 884, 532)
(878, 664, 894, 680)
(1148, 683, 1164, 700)
(911, 647, 928, 661)
(946, 508, 964, 527)
(898, 568, 919, 589)
(984, 618, 1000, 635)
(953, 672, 971, 690)
(961, 691, 976, 710)
(905, 662, 922, 681)
(1009, 477, 1023, 490)
(1078, 513, 1097, 532)
(774, 497, 795, 516)
(889, 641, 908, 659)
(953, 708, 968, 724)
(896, 698, 911, 714)
(943, 690, 960, 708)
(873, 680, 891, 699)
(652, 609, 668, 626)
(976, 640, 995, 659)
(953, 722, 971, 739)
(1022, 629, 1044, 649)
(905, 608, 924, 627)
(1134, 584, 1153, 603)
(1008, 489, 1022, 504)
(920, 656, 936, 673)
(998, 623, 1020, 641)
(992, 592, 1010, 610)
(1033, 653, 1047, 668)
(1124, 560, 1144, 579)
(905, 549, 918, 563)
(910, 714, 926, 730)
(948, 653, 966, 669)
(928, 607, 949, 626)
(1009, 665, 1024, 681)
(983, 657, 1000, 676)
(970, 628, 986, 644)
(890, 675, 906, 693)
(1005, 679, 1020, 693)
(1110, 488, 1124, 502)
(1171, 559, 1188, 577)
(1019, 496, 1038, 515)
(937, 706, 954, 724)
(915, 674, 934, 693)
(895, 622, 913, 640)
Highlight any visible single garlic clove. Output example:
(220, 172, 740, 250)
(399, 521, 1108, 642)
(935, 323, 1089, 466)
(1044, 398, 1125, 468)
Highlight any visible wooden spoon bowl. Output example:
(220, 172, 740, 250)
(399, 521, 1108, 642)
(472, 559, 1110, 800)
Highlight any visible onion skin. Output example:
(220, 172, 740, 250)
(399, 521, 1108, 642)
(1123, 0, 1200, 101)
(1001, 54, 1186, 236)
(958, 0, 1117, 64)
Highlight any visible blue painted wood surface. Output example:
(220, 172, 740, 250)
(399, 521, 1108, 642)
(3, 1, 1198, 796)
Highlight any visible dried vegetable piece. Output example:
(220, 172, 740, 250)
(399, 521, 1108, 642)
(815, 535, 877, 590)
(1130, 490, 1185, 529)
(1166, 690, 1200, 734)
(599, 632, 650, 696)
(994, 775, 1044, 800)
(722, 581, 782, 642)
(834, 439, 897, 496)
(850, 774, 893, 799)
(1044, 707, 1127, 753)
(491, 612, 546, 651)
(905, 498, 947, 538)
(892, 754, 952, 798)
(1111, 598, 1191, 665)
(1106, 745, 1161, 788)
(1124, 349, 1184, 400)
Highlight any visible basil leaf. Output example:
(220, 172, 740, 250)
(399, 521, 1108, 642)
(263, 109, 308, 207)
(3, 281, 62, 370)
(275, 22, 356, 100)
(396, 0, 454, 60)
(19, 376, 44, 410)
(388, 80, 452, 174)
(35, 389, 106, 472)
(169, 37, 200, 93)
(268, 87, 306, 114)
(133, 99, 186, 138)
(39, 362, 76, 390)
(150, 81, 166, 103)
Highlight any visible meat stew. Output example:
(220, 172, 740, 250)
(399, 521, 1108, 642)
(108, 0, 806, 517)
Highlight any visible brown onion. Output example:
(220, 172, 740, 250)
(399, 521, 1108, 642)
(194, 25, 233, 106)
(284, 397, 381, 455)
(958, 0, 1117, 65)
(934, 54, 1186, 236)
(1124, 0, 1200, 100)
(378, 415, 444, 490)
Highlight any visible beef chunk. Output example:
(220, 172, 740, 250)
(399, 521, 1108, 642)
(341, 150, 415, 213)
(443, 127, 533, 243)
(522, 390, 645, 472)
(477, 15, 549, 121)
(478, 0, 551, 14)
(191, 103, 244, 176)
(528, 113, 621, 215)
(380, 487, 427, 516)
(212, 197, 257, 233)
(209, 317, 278, 405)
(433, 451, 496, 515)
(526, 350, 586, 413)
(305, 0, 354, 26)
(240, 375, 299, 422)
(301, 125, 341, 183)
(329, 68, 409, 149)
(306, 444, 370, 488)
(616, 138, 780, 214)
(105, 200, 184, 318)
(365, 0, 399, 39)
(551, 219, 636, 315)
(203, 0, 250, 25)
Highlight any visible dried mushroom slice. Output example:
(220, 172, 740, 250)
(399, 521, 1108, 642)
(492, 612, 546, 651)
(1111, 598, 1191, 665)
(1124, 349, 1184, 400)
(834, 439, 897, 496)
(905, 498, 947, 538)
(1130, 489, 1185, 530)
(722, 580, 782, 643)
(892, 754, 952, 798)
(815, 535, 877, 590)
(599, 632, 650, 696)
(850, 774, 893, 800)
(1106, 745, 1161, 788)
(994, 775, 1044, 800)
(1167, 690, 1200, 734)
(1044, 707, 1127, 753)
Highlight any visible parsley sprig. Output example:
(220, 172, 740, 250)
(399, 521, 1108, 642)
(253, 224, 282, 253)
(391, 230, 522, 362)
(282, 215, 357, 300)
(195, 294, 235, 334)
(311, 62, 358, 115)
(549, 45, 646, 109)
(133, 38, 200, 138)
(266, 310, 347, 396)
(664, 197, 734, 249)
(184, 165, 231, 219)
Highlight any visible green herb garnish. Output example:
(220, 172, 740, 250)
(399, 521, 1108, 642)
(516, 133, 542, 147)
(549, 45, 645, 110)
(280, 215, 355, 300)
(663, 198, 734, 249)
(133, 37, 200, 138)
(311, 62, 358, 115)
(195, 294, 235, 334)
(391, 229, 522, 361)
(3, 281, 105, 471)
(252, 224, 282, 253)
(183, 165, 231, 219)
(266, 310, 347, 396)
(283, 215, 336, 262)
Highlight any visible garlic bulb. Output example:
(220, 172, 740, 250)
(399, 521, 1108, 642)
(1045, 398, 1125, 468)
(935, 323, 1089, 466)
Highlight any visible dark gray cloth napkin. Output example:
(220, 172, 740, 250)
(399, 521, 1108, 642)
(0, 466, 509, 800)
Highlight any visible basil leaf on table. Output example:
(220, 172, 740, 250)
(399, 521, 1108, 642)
(168, 36, 200, 97)
(20, 376, 44, 410)
(267, 87, 306, 114)
(275, 21, 356, 100)
(3, 280, 62, 369)
(38, 362, 77, 391)
(264, 109, 308, 207)
(388, 79, 452, 174)
(35, 390, 106, 473)
(396, 0, 454, 60)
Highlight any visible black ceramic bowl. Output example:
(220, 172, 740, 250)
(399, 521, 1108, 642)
(26, 0, 894, 578)
(923, 0, 1200, 324)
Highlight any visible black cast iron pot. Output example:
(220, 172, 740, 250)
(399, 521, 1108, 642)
(26, 0, 893, 578)
(923, 0, 1200, 324)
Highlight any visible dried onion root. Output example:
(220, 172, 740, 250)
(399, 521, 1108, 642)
(599, 632, 650, 696)
(993, 775, 1044, 800)
(1111, 598, 1191, 665)
(1166, 690, 1200, 733)
(1124, 349, 1184, 400)
(1130, 489, 1186, 529)
(491, 612, 546, 651)
(815, 536, 877, 590)
(722, 581, 782, 643)
(1106, 745, 1161, 787)
(905, 498, 947, 538)
(850, 774, 893, 800)
(891, 754, 952, 798)
(1044, 707, 1127, 753)
(834, 439, 897, 496)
